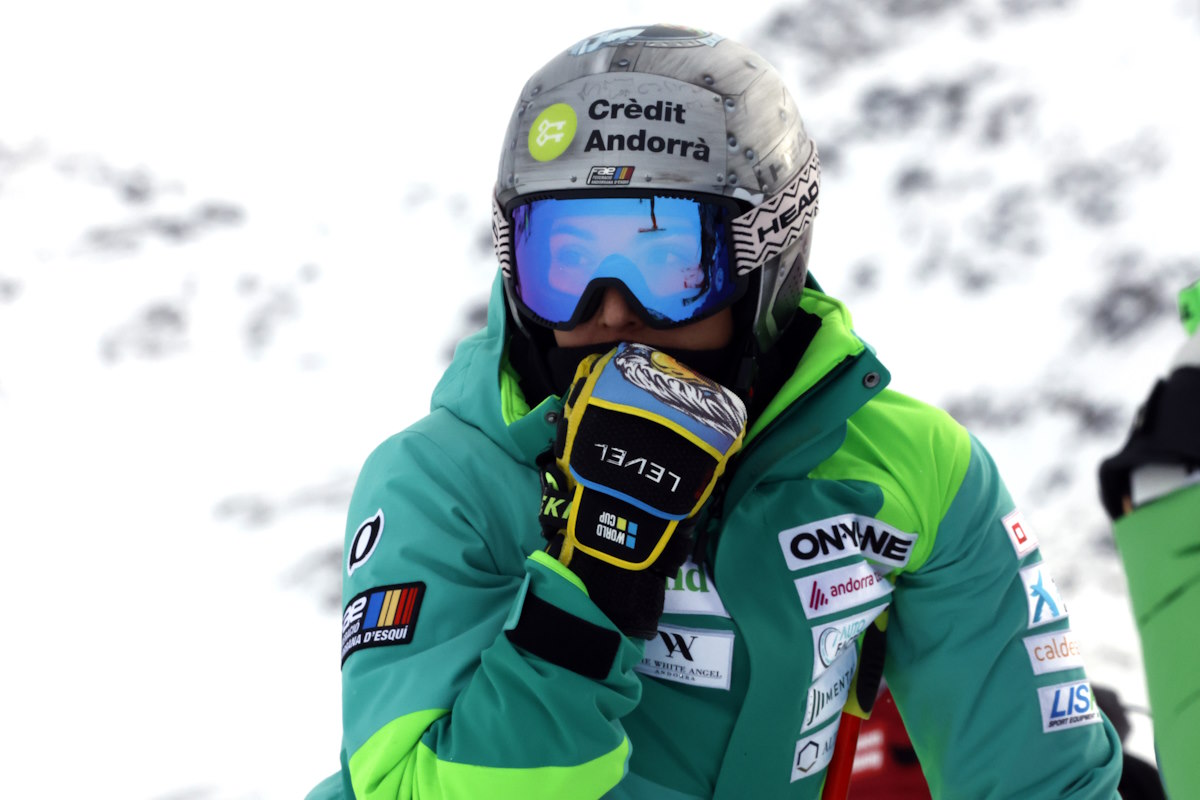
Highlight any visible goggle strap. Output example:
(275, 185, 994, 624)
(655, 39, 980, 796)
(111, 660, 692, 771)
(493, 195, 514, 278)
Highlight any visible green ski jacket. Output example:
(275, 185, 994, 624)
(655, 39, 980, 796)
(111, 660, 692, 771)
(1114, 481, 1200, 797)
(309, 277, 1122, 799)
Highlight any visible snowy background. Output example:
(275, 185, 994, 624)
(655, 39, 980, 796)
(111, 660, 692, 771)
(2, 1, 1196, 797)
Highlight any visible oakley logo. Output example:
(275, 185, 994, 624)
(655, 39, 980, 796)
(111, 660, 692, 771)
(594, 443, 682, 491)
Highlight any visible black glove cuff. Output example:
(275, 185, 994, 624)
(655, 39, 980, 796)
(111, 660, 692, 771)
(505, 591, 621, 681)
(565, 521, 695, 640)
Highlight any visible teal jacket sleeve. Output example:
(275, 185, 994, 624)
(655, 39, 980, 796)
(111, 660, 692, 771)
(885, 434, 1123, 799)
(1114, 482, 1200, 798)
(337, 417, 646, 800)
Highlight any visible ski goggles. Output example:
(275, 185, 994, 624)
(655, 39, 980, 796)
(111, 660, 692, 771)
(501, 193, 749, 330)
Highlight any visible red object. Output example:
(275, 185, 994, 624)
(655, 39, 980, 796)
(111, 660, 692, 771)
(847, 689, 931, 799)
(821, 713, 863, 800)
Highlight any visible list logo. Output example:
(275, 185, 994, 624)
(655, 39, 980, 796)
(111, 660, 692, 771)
(1038, 680, 1101, 733)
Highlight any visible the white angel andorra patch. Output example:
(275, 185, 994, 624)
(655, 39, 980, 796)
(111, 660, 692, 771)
(635, 623, 734, 690)
(347, 510, 384, 576)
(1002, 508, 1039, 558)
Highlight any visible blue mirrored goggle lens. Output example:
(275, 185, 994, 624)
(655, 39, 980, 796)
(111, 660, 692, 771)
(510, 195, 740, 328)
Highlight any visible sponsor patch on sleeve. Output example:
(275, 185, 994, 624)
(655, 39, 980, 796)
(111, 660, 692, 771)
(1038, 680, 1102, 733)
(777, 514, 918, 571)
(795, 562, 893, 619)
(341, 582, 425, 666)
(1002, 508, 1039, 559)
(347, 510, 384, 576)
(810, 604, 888, 678)
(1019, 563, 1068, 629)
(1023, 627, 1085, 675)
(802, 646, 857, 733)
(635, 623, 734, 690)
(791, 718, 841, 782)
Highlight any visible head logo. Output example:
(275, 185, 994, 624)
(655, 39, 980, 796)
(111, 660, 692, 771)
(528, 104, 577, 162)
(347, 510, 384, 576)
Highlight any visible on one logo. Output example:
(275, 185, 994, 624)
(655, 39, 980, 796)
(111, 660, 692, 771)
(347, 510, 384, 576)
(1038, 680, 1101, 733)
(810, 604, 888, 677)
(794, 562, 893, 620)
(1019, 563, 1068, 629)
(1003, 508, 1039, 559)
(777, 514, 917, 571)
(1023, 628, 1085, 676)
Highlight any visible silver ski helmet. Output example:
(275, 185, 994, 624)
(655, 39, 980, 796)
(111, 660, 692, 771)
(492, 24, 820, 352)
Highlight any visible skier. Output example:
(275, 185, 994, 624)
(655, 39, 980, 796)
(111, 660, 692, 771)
(308, 24, 1122, 799)
(1100, 280, 1200, 799)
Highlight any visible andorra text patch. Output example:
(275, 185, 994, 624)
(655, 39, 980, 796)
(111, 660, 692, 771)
(341, 582, 425, 666)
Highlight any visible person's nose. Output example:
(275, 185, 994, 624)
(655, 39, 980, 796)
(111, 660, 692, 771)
(593, 287, 642, 331)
